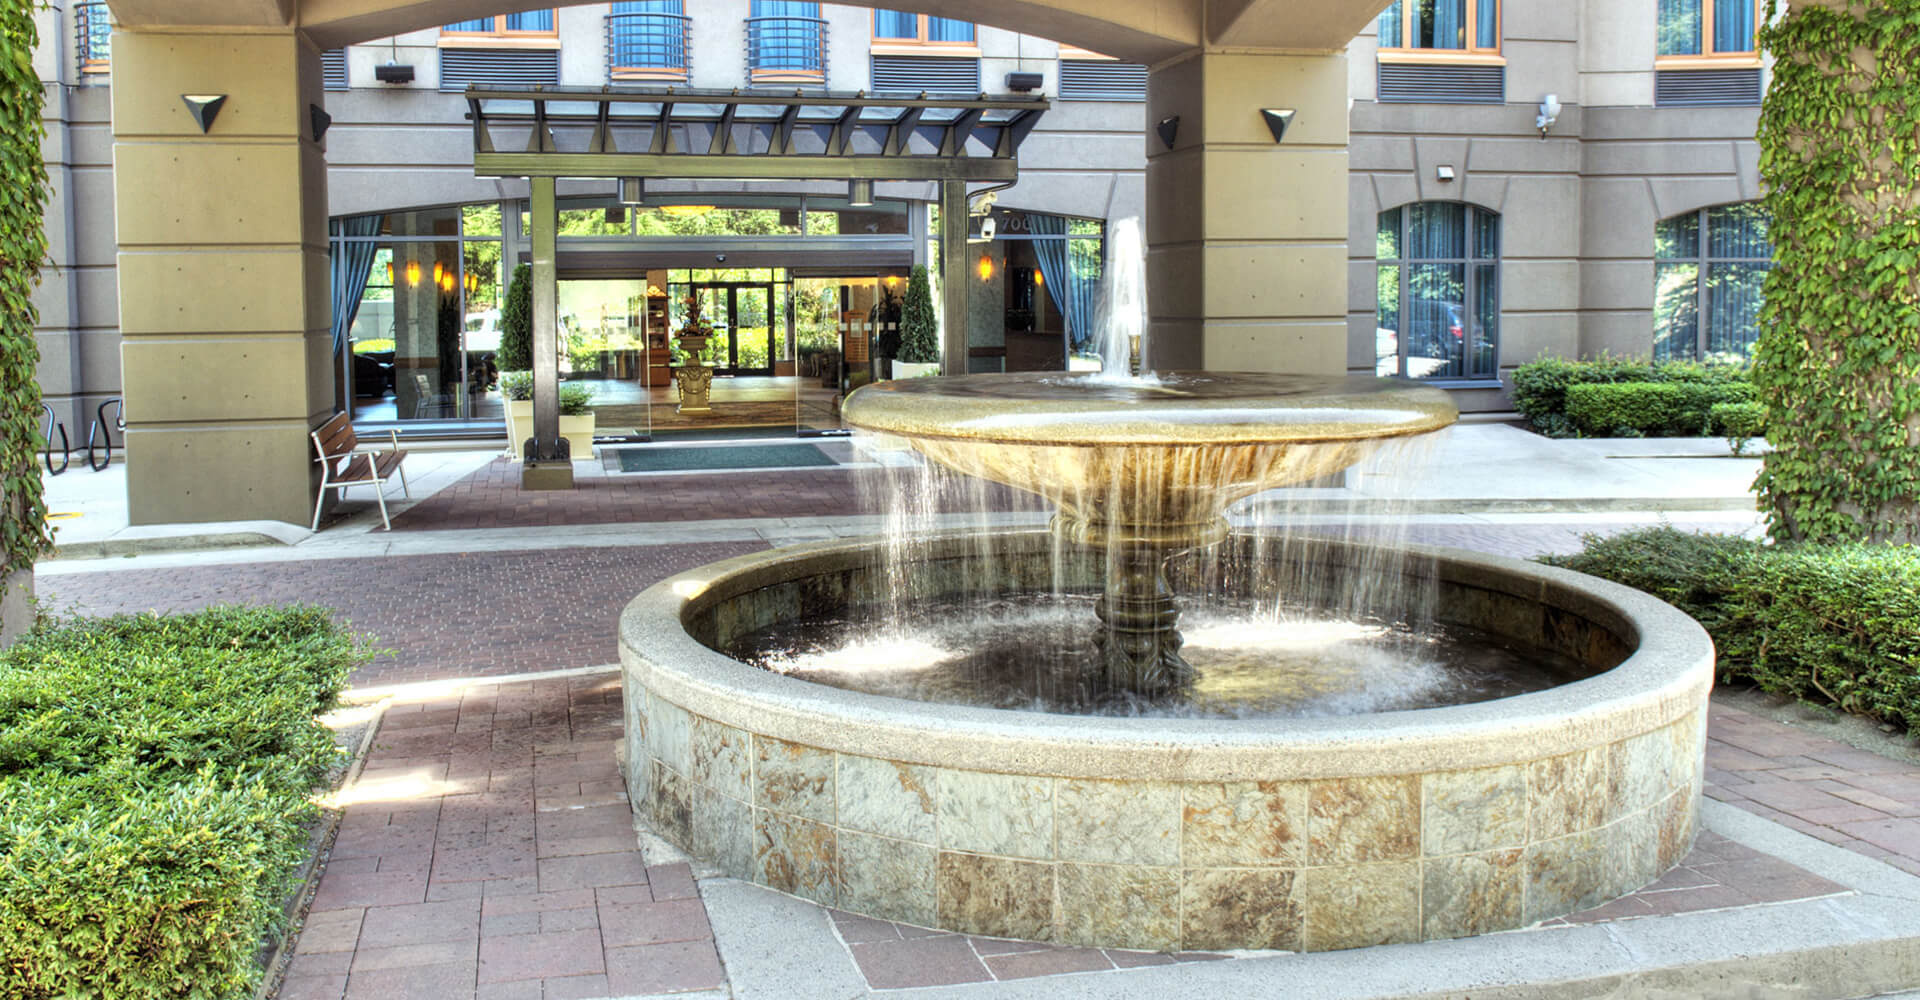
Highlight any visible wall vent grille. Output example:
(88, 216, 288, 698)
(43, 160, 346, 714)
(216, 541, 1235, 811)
(1059, 60, 1147, 101)
(869, 55, 980, 94)
(1377, 63, 1505, 104)
(322, 49, 348, 90)
(440, 49, 560, 92)
(1655, 67, 1762, 107)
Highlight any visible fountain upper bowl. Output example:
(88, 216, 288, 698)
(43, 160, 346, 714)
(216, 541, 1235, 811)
(841, 371, 1458, 446)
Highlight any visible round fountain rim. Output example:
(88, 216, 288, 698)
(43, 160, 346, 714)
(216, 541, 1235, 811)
(840, 371, 1459, 447)
(618, 532, 1714, 782)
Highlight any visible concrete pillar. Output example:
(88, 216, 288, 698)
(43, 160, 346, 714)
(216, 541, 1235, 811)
(111, 28, 333, 525)
(938, 180, 970, 375)
(1144, 50, 1351, 374)
(521, 175, 573, 489)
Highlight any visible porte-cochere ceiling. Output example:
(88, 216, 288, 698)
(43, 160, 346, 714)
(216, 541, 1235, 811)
(103, 0, 1396, 66)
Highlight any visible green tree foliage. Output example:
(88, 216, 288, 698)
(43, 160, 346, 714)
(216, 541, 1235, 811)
(1754, 2, 1920, 542)
(897, 264, 939, 365)
(498, 263, 533, 371)
(0, 5, 51, 631)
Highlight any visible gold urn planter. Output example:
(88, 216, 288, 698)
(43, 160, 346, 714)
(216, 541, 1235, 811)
(673, 365, 714, 414)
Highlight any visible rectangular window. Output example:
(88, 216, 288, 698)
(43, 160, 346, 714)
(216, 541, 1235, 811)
(610, 0, 689, 79)
(442, 12, 558, 40)
(871, 10, 975, 47)
(1657, 0, 1759, 60)
(1654, 205, 1771, 361)
(1376, 0, 1501, 58)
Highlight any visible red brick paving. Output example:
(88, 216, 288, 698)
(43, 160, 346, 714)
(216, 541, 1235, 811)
(37, 542, 768, 688)
(282, 673, 726, 1000)
(388, 458, 1044, 531)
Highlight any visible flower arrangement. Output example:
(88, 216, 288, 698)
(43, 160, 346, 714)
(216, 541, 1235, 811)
(673, 294, 717, 365)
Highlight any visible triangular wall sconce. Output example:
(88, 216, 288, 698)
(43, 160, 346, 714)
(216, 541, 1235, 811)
(310, 105, 333, 143)
(1261, 108, 1297, 143)
(1155, 116, 1180, 150)
(181, 94, 227, 133)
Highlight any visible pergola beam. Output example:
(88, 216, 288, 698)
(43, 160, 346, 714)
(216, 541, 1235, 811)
(474, 152, 1018, 182)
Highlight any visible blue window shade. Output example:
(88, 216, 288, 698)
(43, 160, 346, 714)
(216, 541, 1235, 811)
(874, 9, 917, 38)
(445, 17, 493, 31)
(504, 10, 553, 31)
(1714, 0, 1754, 53)
(752, 1, 819, 16)
(928, 17, 973, 42)
(1475, 0, 1497, 48)
(1411, 0, 1465, 48)
(611, 1, 687, 71)
(1377, 1, 1402, 45)
(614, 1, 681, 11)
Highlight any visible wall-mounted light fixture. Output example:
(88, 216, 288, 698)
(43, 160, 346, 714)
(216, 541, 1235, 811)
(1536, 94, 1561, 139)
(385, 262, 394, 285)
(1005, 71, 1043, 92)
(404, 260, 422, 286)
(1436, 164, 1456, 183)
(432, 261, 444, 286)
(1155, 116, 1180, 150)
(619, 176, 645, 206)
(848, 179, 874, 207)
(375, 62, 415, 84)
(1260, 108, 1296, 143)
(181, 94, 227, 133)
(1033, 269, 1044, 287)
(977, 252, 995, 282)
(885, 274, 901, 290)
(310, 105, 333, 143)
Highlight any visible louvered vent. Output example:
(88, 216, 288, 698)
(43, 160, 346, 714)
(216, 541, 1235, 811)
(870, 55, 979, 94)
(440, 49, 560, 92)
(1655, 68, 1762, 107)
(322, 49, 348, 90)
(1377, 63, 1504, 104)
(1059, 60, 1147, 101)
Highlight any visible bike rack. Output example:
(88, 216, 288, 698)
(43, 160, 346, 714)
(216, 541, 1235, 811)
(86, 397, 123, 472)
(40, 403, 69, 476)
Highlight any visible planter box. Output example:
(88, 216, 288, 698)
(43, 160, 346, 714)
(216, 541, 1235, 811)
(891, 361, 941, 380)
(504, 400, 595, 462)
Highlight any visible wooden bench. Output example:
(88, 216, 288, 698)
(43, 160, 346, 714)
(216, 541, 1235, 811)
(311, 412, 409, 531)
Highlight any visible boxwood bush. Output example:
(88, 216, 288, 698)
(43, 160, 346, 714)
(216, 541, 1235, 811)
(1545, 527, 1920, 731)
(1563, 380, 1756, 437)
(0, 606, 367, 1000)
(1511, 357, 1751, 438)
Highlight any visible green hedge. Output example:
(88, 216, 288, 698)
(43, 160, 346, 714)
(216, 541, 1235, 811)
(1562, 380, 1756, 437)
(0, 606, 367, 1000)
(1711, 401, 1765, 456)
(1510, 357, 1751, 437)
(1544, 527, 1920, 731)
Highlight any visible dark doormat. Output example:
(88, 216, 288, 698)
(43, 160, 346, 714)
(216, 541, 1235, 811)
(614, 443, 838, 473)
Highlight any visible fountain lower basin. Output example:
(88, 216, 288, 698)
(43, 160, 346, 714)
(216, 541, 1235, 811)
(618, 531, 1713, 952)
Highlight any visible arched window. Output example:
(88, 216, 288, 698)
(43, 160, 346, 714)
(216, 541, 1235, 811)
(1653, 203, 1771, 361)
(1376, 203, 1500, 380)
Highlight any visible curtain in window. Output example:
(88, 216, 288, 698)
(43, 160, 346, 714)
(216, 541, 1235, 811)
(1475, 0, 1498, 48)
(928, 17, 974, 42)
(874, 10, 917, 38)
(504, 10, 553, 31)
(1653, 215, 1701, 361)
(1714, 0, 1755, 53)
(611, 1, 685, 68)
(329, 215, 383, 355)
(1705, 204, 1771, 358)
(614, 1, 682, 11)
(1421, 0, 1466, 49)
(1408, 202, 1466, 258)
(751, 1, 822, 72)
(1657, 0, 1702, 55)
(444, 17, 492, 31)
(1378, 1, 1403, 46)
(1707, 204, 1769, 259)
(1028, 215, 1099, 353)
(1378, 204, 1496, 379)
(752, 1, 819, 16)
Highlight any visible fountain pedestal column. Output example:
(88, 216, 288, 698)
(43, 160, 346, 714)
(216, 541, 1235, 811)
(1092, 546, 1194, 697)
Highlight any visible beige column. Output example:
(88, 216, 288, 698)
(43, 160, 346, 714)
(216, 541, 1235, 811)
(112, 28, 333, 526)
(1144, 50, 1350, 374)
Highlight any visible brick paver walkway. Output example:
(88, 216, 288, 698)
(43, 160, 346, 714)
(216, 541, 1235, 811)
(38, 543, 768, 687)
(284, 672, 726, 1000)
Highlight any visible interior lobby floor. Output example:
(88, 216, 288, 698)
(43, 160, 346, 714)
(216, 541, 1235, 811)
(351, 375, 847, 436)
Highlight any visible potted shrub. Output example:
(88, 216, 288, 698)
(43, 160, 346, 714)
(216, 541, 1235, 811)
(499, 371, 596, 461)
(892, 264, 941, 379)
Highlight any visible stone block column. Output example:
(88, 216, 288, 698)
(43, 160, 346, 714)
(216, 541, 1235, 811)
(111, 28, 333, 526)
(1145, 51, 1350, 374)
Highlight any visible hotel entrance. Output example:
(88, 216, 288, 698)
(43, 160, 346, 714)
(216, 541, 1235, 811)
(687, 282, 776, 377)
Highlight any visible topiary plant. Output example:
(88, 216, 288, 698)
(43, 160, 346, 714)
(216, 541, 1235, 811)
(0, 4, 52, 644)
(497, 263, 533, 372)
(896, 264, 939, 367)
(1754, 1, 1920, 542)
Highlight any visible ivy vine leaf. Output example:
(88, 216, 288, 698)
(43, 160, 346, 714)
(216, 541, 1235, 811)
(0, 0, 53, 595)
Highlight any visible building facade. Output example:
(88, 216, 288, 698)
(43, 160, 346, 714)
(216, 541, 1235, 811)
(30, 1, 1770, 499)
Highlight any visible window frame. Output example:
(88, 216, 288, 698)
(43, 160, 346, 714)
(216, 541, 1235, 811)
(1653, 203, 1773, 362)
(1655, 0, 1764, 67)
(869, 10, 979, 56)
(440, 11, 561, 50)
(1375, 202, 1502, 384)
(1375, 0, 1504, 65)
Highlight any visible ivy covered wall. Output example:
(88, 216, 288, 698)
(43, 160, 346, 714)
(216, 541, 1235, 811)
(0, 2, 52, 637)
(1755, 0, 1920, 543)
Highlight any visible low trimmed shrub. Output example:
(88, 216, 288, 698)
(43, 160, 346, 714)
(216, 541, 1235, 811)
(1510, 356, 1750, 437)
(1545, 527, 1920, 731)
(1563, 380, 1755, 437)
(1712, 400, 1765, 455)
(0, 606, 367, 999)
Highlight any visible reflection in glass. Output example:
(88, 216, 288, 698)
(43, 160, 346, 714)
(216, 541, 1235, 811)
(1657, 0, 1703, 55)
(1653, 204, 1773, 361)
(1376, 204, 1498, 380)
(1654, 261, 1701, 361)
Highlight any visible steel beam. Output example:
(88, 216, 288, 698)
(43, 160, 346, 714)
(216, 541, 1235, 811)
(939, 179, 970, 376)
(474, 152, 1018, 182)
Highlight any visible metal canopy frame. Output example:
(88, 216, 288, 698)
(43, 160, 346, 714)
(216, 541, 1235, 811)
(466, 85, 1049, 182)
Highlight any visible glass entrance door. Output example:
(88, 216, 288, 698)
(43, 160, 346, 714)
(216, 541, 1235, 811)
(691, 283, 775, 376)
